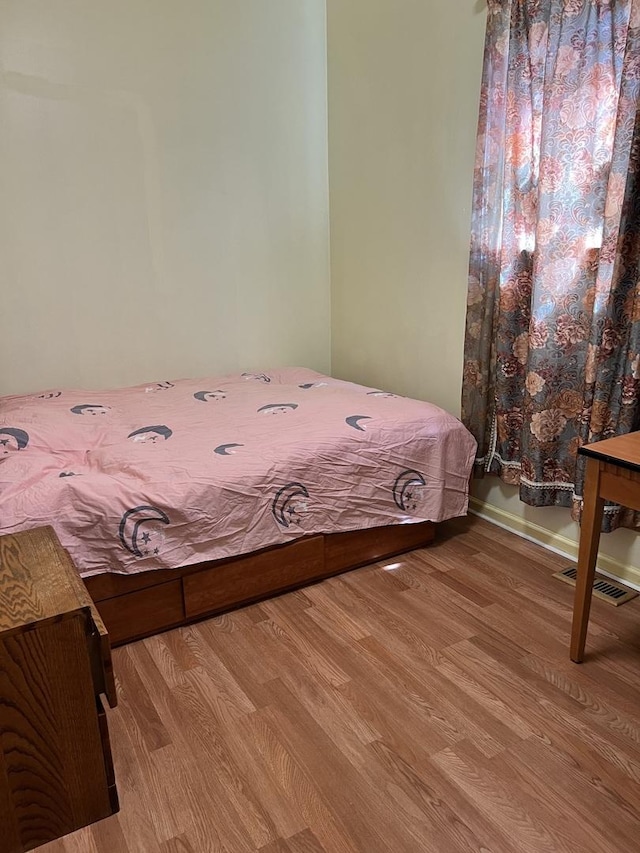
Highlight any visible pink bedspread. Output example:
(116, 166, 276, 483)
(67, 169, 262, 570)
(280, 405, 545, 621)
(0, 368, 476, 577)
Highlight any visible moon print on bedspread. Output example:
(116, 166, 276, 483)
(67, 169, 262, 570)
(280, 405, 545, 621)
(214, 443, 244, 456)
(345, 415, 372, 432)
(242, 372, 271, 383)
(128, 425, 173, 443)
(70, 404, 111, 416)
(272, 483, 310, 528)
(0, 427, 29, 456)
(194, 390, 226, 402)
(393, 470, 427, 513)
(299, 382, 329, 389)
(119, 505, 171, 557)
(258, 403, 298, 415)
(38, 391, 62, 399)
(367, 390, 398, 398)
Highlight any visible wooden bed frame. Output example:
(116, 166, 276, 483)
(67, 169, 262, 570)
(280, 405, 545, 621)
(84, 521, 436, 646)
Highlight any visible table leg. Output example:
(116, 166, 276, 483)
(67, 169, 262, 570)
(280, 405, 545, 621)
(570, 456, 605, 662)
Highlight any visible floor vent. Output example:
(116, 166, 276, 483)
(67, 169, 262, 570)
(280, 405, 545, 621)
(554, 566, 638, 607)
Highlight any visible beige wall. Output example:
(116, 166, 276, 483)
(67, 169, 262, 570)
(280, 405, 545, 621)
(0, 0, 330, 395)
(328, 0, 486, 415)
(327, 0, 640, 585)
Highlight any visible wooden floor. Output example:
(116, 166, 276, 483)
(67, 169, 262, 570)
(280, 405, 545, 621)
(42, 516, 640, 853)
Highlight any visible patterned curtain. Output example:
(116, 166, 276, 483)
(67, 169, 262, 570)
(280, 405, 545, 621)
(463, 0, 640, 531)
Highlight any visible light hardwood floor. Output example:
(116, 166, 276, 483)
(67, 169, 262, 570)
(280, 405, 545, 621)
(42, 516, 640, 853)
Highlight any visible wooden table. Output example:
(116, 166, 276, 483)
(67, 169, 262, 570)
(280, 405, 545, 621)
(570, 431, 640, 663)
(0, 527, 118, 852)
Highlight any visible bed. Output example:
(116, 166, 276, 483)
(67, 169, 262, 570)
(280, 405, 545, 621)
(0, 367, 476, 644)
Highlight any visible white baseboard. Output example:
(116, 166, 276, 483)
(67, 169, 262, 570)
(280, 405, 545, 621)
(469, 497, 640, 593)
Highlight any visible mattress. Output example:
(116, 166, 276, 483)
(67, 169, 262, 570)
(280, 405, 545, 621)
(0, 368, 476, 577)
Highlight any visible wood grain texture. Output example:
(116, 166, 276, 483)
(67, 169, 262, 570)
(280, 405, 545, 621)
(0, 528, 116, 704)
(183, 536, 325, 618)
(0, 527, 89, 634)
(0, 758, 22, 853)
(87, 522, 436, 646)
(95, 581, 185, 646)
(571, 437, 640, 663)
(0, 616, 113, 851)
(599, 468, 640, 511)
(85, 523, 436, 603)
(324, 521, 435, 572)
(570, 456, 605, 662)
(55, 544, 117, 708)
(0, 528, 118, 853)
(579, 429, 640, 471)
(41, 516, 640, 853)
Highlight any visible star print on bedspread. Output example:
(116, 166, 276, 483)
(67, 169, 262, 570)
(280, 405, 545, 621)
(118, 505, 170, 558)
(272, 483, 310, 528)
(392, 470, 427, 513)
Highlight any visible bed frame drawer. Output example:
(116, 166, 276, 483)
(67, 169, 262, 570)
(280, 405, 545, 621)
(85, 521, 440, 646)
(183, 536, 325, 618)
(325, 521, 436, 573)
(95, 580, 184, 645)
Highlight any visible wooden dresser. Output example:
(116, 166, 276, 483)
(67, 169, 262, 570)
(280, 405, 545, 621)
(0, 527, 118, 853)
